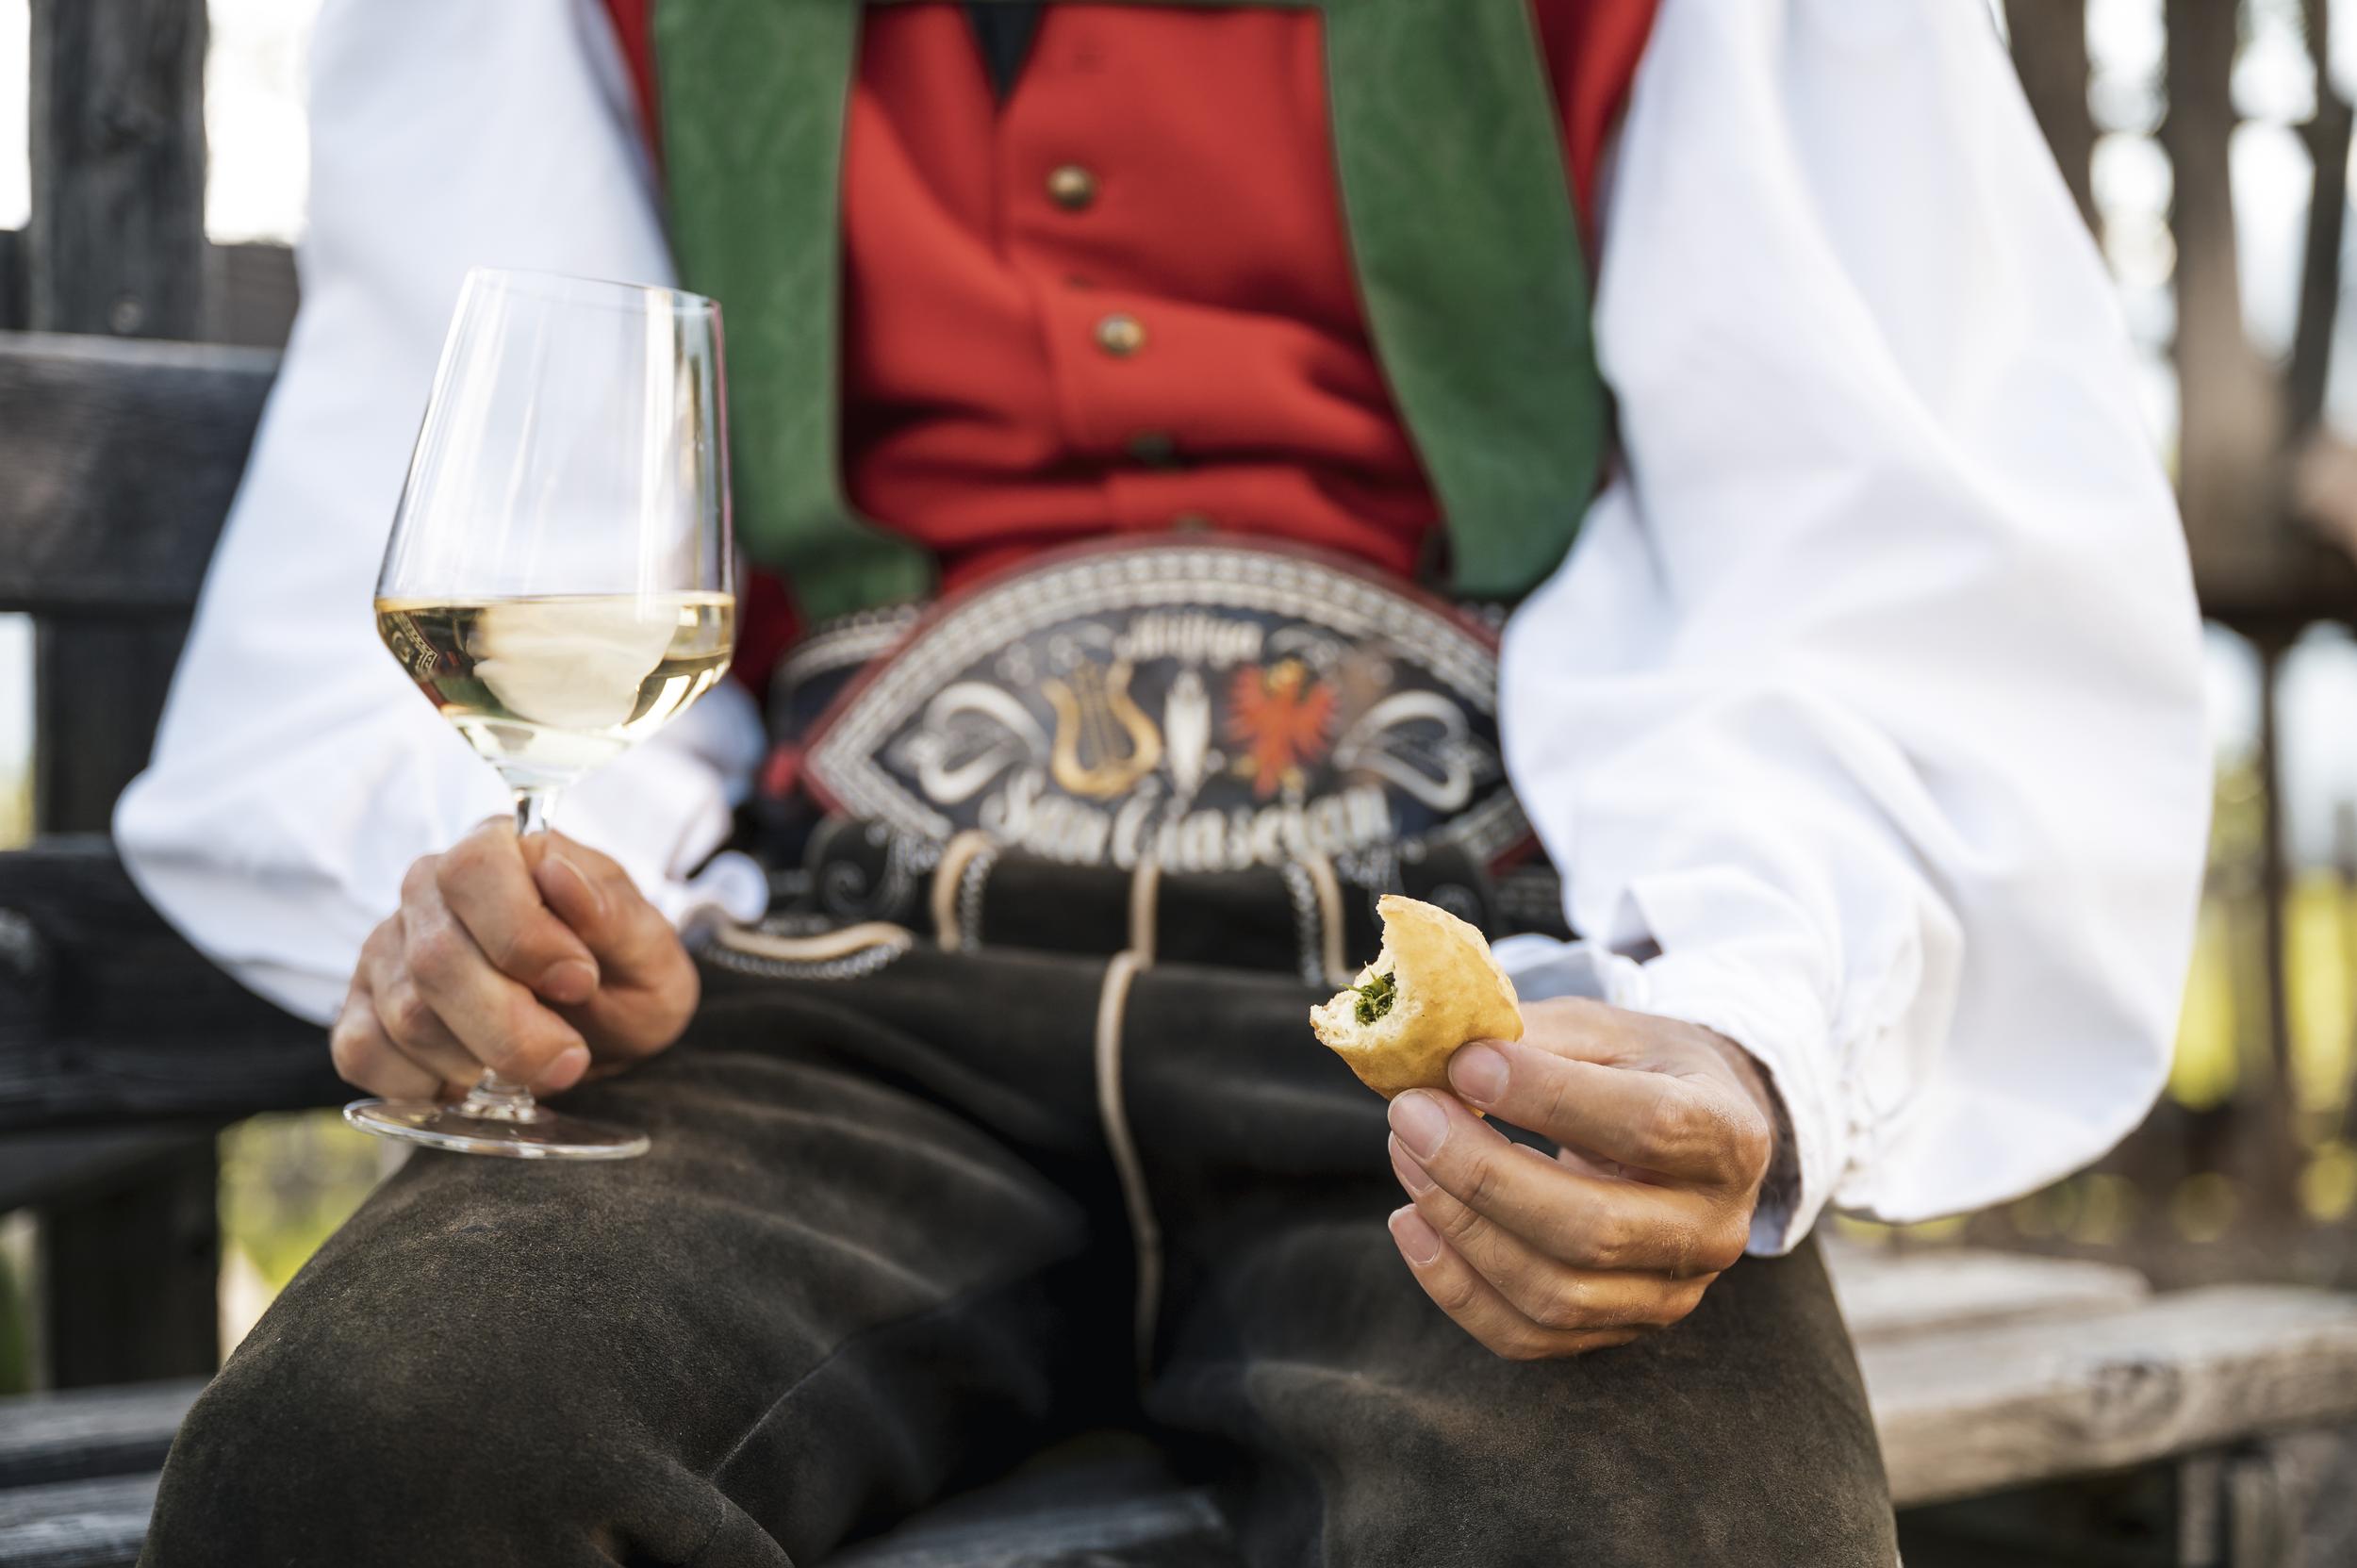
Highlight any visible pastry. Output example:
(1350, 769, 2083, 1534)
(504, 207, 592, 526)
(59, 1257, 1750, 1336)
(1310, 894, 1524, 1098)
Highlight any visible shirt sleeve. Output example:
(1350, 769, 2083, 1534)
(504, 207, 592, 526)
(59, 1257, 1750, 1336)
(1497, 0, 2211, 1252)
(113, 0, 767, 1027)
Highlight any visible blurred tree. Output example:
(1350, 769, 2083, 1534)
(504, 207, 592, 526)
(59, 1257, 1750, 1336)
(2003, 0, 2098, 233)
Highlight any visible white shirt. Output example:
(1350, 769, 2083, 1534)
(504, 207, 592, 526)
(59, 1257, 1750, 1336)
(115, 0, 2211, 1255)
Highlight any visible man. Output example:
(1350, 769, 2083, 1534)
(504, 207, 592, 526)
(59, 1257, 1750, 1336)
(120, 0, 2209, 1562)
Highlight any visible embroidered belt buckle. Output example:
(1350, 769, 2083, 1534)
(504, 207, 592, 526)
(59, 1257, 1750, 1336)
(787, 539, 1534, 890)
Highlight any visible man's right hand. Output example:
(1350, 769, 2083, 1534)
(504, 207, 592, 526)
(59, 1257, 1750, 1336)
(330, 818, 701, 1099)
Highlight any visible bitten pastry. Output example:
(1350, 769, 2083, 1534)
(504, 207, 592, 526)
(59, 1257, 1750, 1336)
(1310, 894, 1525, 1098)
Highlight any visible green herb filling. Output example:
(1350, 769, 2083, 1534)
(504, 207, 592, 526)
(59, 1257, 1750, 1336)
(1353, 970, 1398, 1027)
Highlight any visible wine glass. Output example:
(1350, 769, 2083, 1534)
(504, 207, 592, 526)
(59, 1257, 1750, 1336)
(346, 267, 734, 1160)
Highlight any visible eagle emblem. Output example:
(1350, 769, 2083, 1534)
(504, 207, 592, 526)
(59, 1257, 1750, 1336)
(1227, 658, 1337, 799)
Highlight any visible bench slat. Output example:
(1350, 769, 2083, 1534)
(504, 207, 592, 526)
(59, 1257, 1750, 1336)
(0, 1383, 199, 1491)
(1866, 1284, 2357, 1508)
(0, 1475, 157, 1568)
(0, 332, 274, 615)
(0, 837, 334, 1131)
(1823, 1241, 2151, 1343)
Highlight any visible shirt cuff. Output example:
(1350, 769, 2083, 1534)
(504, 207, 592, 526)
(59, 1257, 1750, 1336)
(653, 850, 770, 934)
(1602, 949, 1847, 1256)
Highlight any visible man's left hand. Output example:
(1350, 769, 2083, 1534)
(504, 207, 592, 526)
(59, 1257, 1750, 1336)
(1385, 997, 1778, 1360)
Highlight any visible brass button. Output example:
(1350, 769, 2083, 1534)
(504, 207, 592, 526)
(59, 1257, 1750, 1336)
(1171, 511, 1216, 533)
(1047, 164, 1098, 211)
(1126, 431, 1179, 468)
(1096, 313, 1146, 356)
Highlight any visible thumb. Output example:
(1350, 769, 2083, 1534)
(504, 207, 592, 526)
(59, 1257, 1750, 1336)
(527, 836, 615, 943)
(519, 830, 627, 952)
(526, 833, 683, 982)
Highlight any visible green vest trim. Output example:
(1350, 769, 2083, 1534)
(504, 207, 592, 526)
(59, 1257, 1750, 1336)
(655, 0, 1607, 623)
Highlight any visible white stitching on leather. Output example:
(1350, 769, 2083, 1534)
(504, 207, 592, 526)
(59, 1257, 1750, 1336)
(1279, 860, 1327, 986)
(955, 843, 998, 953)
(929, 831, 996, 950)
(1296, 851, 1352, 987)
(705, 922, 915, 982)
(1094, 949, 1160, 1376)
(1127, 857, 1162, 966)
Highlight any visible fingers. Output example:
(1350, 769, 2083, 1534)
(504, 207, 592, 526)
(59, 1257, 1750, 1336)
(329, 982, 441, 1100)
(1387, 1090, 1750, 1279)
(1537, 1141, 1629, 1182)
(1387, 1207, 1641, 1362)
(1381, 1002, 1772, 1361)
(357, 916, 480, 1090)
(524, 833, 677, 976)
(332, 834, 640, 1101)
(334, 927, 453, 1098)
(1445, 1032, 1770, 1190)
(1384, 1095, 1722, 1360)
(522, 834, 699, 1063)
(437, 820, 600, 1002)
(1390, 1137, 1711, 1331)
(400, 887, 591, 1090)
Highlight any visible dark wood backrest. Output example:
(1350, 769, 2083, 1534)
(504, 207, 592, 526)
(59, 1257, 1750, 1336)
(0, 0, 298, 1394)
(1, 0, 289, 838)
(0, 336, 274, 618)
(0, 336, 274, 836)
(0, 337, 273, 830)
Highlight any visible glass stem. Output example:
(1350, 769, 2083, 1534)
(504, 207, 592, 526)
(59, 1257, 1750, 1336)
(453, 786, 566, 1118)
(515, 784, 561, 840)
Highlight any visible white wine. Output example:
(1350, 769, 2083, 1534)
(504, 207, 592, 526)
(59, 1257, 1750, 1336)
(378, 592, 734, 789)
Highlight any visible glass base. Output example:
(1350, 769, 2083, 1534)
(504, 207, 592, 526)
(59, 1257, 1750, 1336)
(344, 1098, 650, 1160)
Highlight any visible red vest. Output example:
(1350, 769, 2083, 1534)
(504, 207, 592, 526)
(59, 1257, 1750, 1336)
(603, 1, 1656, 684)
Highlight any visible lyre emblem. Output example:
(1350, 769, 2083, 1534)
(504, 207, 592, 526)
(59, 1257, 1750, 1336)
(1044, 657, 1163, 800)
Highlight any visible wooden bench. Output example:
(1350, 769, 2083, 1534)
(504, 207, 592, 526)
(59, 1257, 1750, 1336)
(0, 1246, 2351, 1565)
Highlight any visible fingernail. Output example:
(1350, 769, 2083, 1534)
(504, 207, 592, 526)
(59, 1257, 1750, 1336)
(535, 959, 599, 1005)
(1390, 1206, 1442, 1266)
(541, 850, 608, 920)
(537, 1046, 591, 1095)
(1449, 1043, 1508, 1106)
(1389, 1134, 1436, 1195)
(1389, 1091, 1448, 1161)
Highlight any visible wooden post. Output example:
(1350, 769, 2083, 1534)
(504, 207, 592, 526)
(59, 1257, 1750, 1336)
(2338, 801, 2357, 1147)
(2247, 635, 2299, 1207)
(25, 0, 206, 834)
(2165, 0, 2295, 618)
(38, 1144, 223, 1388)
(25, 0, 206, 338)
(2290, 0, 2352, 437)
(0, 230, 23, 331)
(2003, 0, 2099, 236)
(24, 0, 222, 1388)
